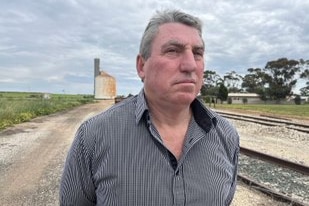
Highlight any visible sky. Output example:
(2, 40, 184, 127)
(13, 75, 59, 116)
(1, 0, 308, 96)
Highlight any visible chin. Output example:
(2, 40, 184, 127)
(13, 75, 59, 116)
(174, 93, 196, 105)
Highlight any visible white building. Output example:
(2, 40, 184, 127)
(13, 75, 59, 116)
(228, 93, 262, 104)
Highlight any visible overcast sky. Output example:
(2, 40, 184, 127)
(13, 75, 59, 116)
(1, 0, 308, 95)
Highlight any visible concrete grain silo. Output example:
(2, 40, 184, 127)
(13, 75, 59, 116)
(94, 58, 116, 99)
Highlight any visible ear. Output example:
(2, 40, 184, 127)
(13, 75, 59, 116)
(136, 54, 146, 81)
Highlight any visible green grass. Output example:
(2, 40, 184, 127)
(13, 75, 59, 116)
(209, 103, 309, 120)
(0, 92, 94, 130)
(1, 91, 308, 130)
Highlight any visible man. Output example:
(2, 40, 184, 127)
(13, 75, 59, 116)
(60, 9, 239, 206)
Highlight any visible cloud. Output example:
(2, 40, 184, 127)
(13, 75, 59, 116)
(0, 0, 308, 95)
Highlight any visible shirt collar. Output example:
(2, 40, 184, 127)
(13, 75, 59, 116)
(135, 89, 216, 132)
(191, 98, 217, 133)
(135, 89, 149, 124)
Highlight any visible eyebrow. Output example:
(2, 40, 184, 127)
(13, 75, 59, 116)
(161, 40, 204, 51)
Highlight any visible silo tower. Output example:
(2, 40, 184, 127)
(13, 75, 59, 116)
(94, 58, 116, 99)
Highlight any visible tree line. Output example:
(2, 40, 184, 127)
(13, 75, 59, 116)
(200, 57, 309, 103)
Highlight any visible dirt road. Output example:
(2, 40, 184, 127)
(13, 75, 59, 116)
(0, 101, 114, 206)
(0, 100, 288, 206)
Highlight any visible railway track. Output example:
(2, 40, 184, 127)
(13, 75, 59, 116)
(240, 147, 309, 175)
(216, 111, 309, 133)
(211, 109, 309, 204)
(238, 146, 309, 206)
(237, 175, 306, 206)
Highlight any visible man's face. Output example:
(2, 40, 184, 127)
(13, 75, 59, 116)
(137, 22, 205, 106)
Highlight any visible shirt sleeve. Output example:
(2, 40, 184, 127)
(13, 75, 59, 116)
(59, 122, 96, 206)
(225, 129, 240, 205)
(226, 145, 239, 205)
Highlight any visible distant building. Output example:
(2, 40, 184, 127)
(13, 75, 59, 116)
(43, 93, 51, 99)
(228, 93, 309, 104)
(287, 95, 309, 104)
(94, 58, 116, 99)
(228, 93, 262, 104)
(302, 96, 309, 103)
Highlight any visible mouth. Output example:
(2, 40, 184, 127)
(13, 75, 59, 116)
(175, 79, 196, 84)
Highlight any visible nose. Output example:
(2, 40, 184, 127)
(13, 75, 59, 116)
(179, 50, 197, 72)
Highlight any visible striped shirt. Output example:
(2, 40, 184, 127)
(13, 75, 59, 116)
(60, 90, 239, 206)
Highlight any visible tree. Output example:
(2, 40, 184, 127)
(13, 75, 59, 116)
(217, 84, 228, 103)
(223, 71, 243, 93)
(300, 85, 309, 96)
(299, 61, 309, 96)
(242, 68, 269, 92)
(203, 70, 222, 88)
(264, 58, 301, 102)
(300, 69, 309, 79)
(241, 68, 271, 101)
(201, 70, 222, 98)
(242, 73, 258, 93)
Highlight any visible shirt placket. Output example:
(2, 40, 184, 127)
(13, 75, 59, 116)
(173, 167, 185, 206)
(146, 113, 188, 206)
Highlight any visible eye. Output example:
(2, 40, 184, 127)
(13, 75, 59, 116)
(193, 50, 204, 60)
(166, 47, 180, 54)
(163, 47, 182, 58)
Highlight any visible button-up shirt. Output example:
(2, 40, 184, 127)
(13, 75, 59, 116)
(60, 89, 239, 206)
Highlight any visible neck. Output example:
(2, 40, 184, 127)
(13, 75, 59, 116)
(147, 98, 192, 127)
(147, 98, 193, 160)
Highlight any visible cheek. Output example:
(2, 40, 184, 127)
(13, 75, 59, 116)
(196, 68, 204, 87)
(146, 61, 171, 80)
(143, 63, 162, 85)
(197, 68, 204, 80)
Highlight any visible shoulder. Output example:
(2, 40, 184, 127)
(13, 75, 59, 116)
(88, 95, 137, 125)
(192, 99, 236, 134)
(215, 113, 239, 140)
(193, 99, 239, 147)
(211, 110, 240, 155)
(75, 95, 138, 146)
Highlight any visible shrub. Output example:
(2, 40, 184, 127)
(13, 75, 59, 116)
(294, 95, 301, 105)
(18, 112, 34, 122)
(242, 98, 248, 104)
(203, 96, 211, 103)
(227, 97, 232, 104)
(0, 93, 95, 131)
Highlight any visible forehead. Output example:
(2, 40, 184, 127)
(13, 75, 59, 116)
(154, 22, 203, 46)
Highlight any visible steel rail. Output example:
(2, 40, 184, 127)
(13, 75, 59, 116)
(216, 110, 309, 129)
(240, 146, 309, 176)
(217, 112, 309, 133)
(218, 111, 293, 124)
(237, 174, 308, 206)
(220, 114, 281, 126)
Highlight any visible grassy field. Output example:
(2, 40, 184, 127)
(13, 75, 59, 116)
(208, 103, 309, 120)
(1, 91, 308, 130)
(0, 91, 94, 130)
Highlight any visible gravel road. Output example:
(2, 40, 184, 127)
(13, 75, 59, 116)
(232, 119, 309, 166)
(0, 101, 301, 206)
(0, 101, 114, 206)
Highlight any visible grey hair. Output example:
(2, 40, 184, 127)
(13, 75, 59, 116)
(139, 9, 204, 60)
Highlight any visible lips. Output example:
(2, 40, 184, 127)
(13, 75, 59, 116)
(174, 79, 196, 84)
